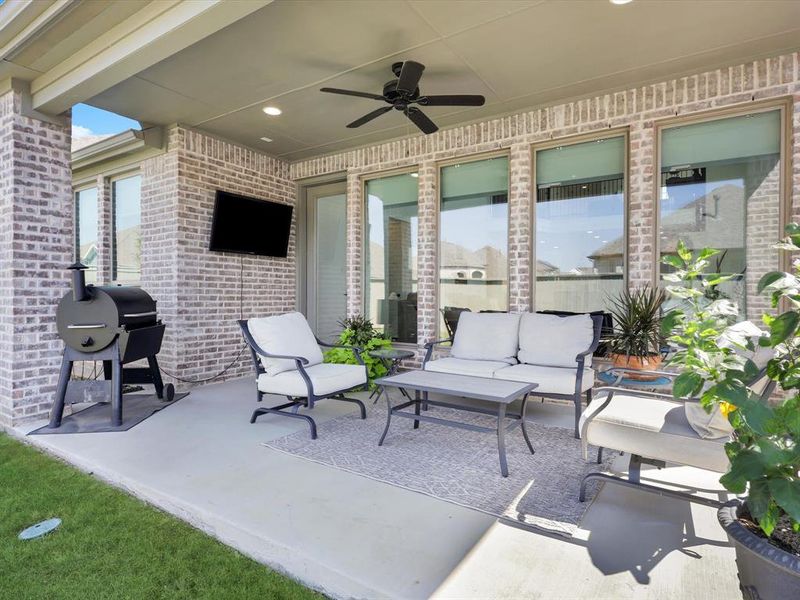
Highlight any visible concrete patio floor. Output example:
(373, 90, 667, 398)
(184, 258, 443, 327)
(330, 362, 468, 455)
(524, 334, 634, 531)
(15, 377, 740, 599)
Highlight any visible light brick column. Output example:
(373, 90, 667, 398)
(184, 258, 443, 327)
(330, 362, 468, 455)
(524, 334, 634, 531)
(95, 174, 113, 284)
(508, 143, 532, 312)
(345, 171, 363, 317)
(627, 121, 656, 288)
(416, 160, 438, 345)
(0, 88, 73, 427)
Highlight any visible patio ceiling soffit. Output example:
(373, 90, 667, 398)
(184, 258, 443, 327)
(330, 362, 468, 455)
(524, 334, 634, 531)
(1, 0, 272, 117)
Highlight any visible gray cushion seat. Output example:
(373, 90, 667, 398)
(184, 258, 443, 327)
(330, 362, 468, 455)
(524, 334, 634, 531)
(423, 357, 512, 378)
(579, 392, 729, 473)
(257, 363, 367, 397)
(495, 364, 595, 395)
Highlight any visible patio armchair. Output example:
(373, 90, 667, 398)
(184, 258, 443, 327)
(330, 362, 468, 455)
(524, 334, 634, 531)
(579, 366, 775, 506)
(238, 312, 366, 439)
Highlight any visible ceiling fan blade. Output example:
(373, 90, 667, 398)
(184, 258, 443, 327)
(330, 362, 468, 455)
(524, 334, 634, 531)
(320, 87, 385, 101)
(396, 61, 425, 94)
(405, 107, 438, 134)
(417, 94, 486, 107)
(347, 106, 393, 128)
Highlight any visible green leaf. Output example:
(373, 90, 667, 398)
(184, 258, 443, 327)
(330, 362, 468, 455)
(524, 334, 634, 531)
(661, 254, 684, 269)
(768, 311, 800, 345)
(747, 479, 772, 526)
(677, 241, 692, 262)
(768, 479, 800, 524)
(660, 310, 683, 336)
(758, 271, 786, 294)
(673, 372, 702, 399)
(713, 380, 750, 407)
(720, 450, 765, 493)
(739, 400, 774, 435)
(698, 247, 720, 260)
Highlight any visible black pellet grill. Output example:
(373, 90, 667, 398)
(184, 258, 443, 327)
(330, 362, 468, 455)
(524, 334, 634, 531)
(49, 263, 174, 428)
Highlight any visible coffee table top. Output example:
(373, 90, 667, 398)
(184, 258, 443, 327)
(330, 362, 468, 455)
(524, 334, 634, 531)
(376, 370, 537, 404)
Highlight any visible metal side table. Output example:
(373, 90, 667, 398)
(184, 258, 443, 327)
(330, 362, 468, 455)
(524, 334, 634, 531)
(368, 347, 415, 403)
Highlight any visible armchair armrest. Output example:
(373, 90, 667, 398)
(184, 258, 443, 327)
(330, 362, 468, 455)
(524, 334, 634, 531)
(423, 337, 453, 366)
(314, 336, 365, 366)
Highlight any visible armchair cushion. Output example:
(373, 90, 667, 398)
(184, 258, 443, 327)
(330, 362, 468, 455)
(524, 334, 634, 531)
(518, 313, 593, 368)
(580, 393, 729, 473)
(257, 363, 366, 397)
(493, 364, 594, 395)
(450, 312, 521, 364)
(248, 312, 324, 376)
(424, 357, 512, 378)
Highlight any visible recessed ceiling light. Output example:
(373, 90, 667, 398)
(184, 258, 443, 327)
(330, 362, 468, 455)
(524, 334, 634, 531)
(259, 136, 273, 143)
(262, 106, 282, 116)
(410, 173, 419, 178)
(610, 0, 633, 4)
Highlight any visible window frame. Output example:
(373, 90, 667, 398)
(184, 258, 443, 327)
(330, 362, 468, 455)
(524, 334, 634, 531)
(530, 127, 630, 312)
(110, 170, 143, 285)
(361, 165, 420, 348)
(436, 149, 511, 337)
(652, 98, 792, 289)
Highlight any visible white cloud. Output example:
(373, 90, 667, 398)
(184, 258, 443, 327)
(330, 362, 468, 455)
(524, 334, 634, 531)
(72, 124, 94, 138)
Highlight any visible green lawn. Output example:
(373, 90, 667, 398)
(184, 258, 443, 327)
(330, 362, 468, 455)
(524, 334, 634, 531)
(0, 434, 319, 599)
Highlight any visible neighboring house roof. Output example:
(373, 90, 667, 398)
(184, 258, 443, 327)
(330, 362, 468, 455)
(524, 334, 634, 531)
(589, 183, 745, 259)
(72, 134, 114, 152)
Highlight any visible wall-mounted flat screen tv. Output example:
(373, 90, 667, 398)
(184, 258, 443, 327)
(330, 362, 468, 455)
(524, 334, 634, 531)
(209, 191, 293, 257)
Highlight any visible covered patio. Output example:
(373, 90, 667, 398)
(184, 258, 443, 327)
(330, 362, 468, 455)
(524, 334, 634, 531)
(2, 1, 800, 598)
(16, 378, 735, 599)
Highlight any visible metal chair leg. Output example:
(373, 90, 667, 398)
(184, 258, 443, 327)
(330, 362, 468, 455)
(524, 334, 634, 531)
(336, 395, 367, 419)
(250, 405, 318, 439)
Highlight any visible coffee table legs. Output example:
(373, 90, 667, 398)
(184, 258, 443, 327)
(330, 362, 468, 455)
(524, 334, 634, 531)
(414, 390, 421, 429)
(497, 404, 508, 477)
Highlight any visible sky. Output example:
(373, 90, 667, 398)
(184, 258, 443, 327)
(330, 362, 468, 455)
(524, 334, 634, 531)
(71, 103, 139, 140)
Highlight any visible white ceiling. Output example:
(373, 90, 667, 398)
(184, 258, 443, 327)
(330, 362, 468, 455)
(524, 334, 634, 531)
(83, 0, 800, 161)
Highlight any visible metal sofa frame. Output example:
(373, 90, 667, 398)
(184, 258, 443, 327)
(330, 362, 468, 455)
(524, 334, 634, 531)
(238, 319, 367, 439)
(579, 367, 776, 507)
(422, 314, 604, 438)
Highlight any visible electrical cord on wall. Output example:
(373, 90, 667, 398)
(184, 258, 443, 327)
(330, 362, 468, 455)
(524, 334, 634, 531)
(158, 255, 248, 384)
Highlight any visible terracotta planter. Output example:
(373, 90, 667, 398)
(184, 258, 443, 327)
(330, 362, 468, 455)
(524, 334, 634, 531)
(718, 500, 800, 599)
(610, 352, 662, 380)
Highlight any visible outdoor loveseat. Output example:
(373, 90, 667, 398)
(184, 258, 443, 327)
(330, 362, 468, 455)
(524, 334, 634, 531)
(423, 312, 603, 437)
(239, 312, 367, 439)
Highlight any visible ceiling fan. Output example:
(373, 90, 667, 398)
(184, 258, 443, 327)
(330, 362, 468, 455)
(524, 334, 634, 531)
(320, 60, 485, 135)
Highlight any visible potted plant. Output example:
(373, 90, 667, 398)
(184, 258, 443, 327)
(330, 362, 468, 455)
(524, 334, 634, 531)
(323, 314, 392, 388)
(607, 285, 667, 380)
(663, 237, 800, 599)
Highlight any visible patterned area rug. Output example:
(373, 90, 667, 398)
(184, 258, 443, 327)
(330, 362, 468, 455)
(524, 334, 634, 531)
(263, 401, 616, 536)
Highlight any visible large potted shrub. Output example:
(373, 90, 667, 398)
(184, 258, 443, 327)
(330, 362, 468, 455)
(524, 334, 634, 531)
(663, 237, 800, 599)
(323, 315, 392, 388)
(607, 285, 667, 380)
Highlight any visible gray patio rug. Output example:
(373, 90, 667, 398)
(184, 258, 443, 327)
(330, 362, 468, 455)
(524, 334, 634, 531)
(29, 393, 189, 435)
(263, 402, 616, 537)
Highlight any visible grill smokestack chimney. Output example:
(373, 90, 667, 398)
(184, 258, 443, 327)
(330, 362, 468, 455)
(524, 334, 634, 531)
(68, 262, 89, 302)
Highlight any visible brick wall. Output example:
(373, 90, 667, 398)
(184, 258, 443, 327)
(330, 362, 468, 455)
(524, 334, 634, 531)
(140, 127, 296, 386)
(0, 89, 72, 428)
(292, 52, 800, 362)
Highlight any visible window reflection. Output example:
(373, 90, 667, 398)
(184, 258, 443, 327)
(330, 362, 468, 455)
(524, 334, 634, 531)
(75, 187, 98, 283)
(659, 111, 781, 314)
(535, 137, 626, 312)
(113, 175, 141, 282)
(439, 157, 509, 333)
(365, 173, 419, 343)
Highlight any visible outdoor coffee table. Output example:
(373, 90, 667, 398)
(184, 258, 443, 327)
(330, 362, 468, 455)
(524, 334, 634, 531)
(375, 370, 538, 477)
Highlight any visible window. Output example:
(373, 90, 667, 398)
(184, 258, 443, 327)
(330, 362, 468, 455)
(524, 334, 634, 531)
(365, 173, 419, 343)
(75, 187, 99, 283)
(439, 156, 508, 331)
(535, 136, 626, 313)
(113, 174, 142, 282)
(659, 110, 782, 313)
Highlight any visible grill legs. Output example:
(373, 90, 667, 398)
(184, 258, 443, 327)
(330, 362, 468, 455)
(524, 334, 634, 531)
(48, 354, 74, 428)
